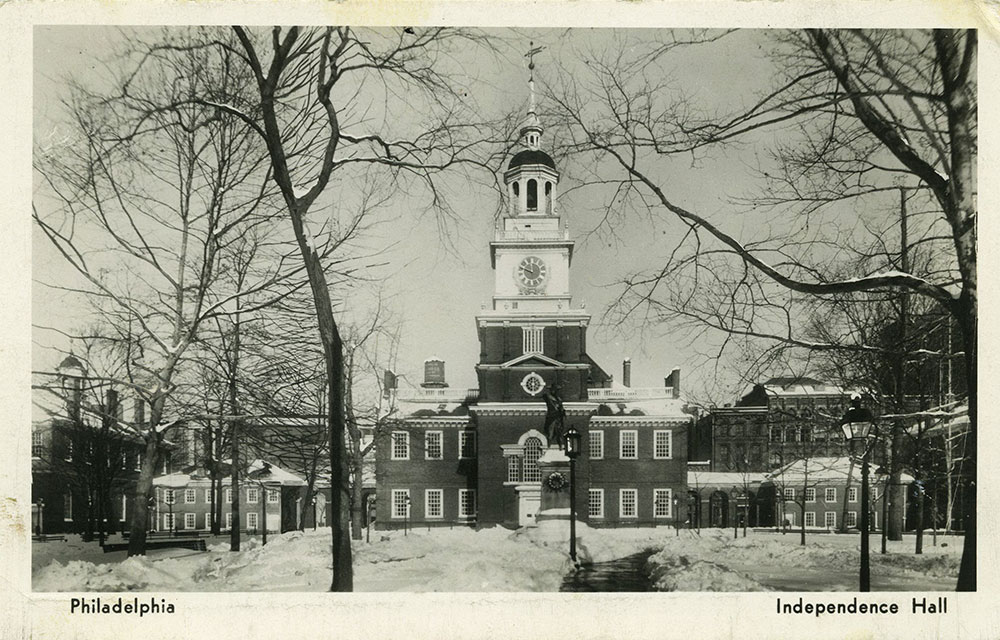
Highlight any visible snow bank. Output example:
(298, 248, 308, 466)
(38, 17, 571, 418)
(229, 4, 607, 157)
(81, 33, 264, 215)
(34, 527, 571, 592)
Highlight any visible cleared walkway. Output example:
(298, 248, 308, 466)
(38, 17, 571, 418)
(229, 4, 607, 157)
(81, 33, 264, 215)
(560, 550, 655, 592)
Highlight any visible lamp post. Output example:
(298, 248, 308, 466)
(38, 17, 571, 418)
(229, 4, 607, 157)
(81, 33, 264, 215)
(673, 496, 679, 537)
(840, 396, 878, 592)
(147, 495, 156, 533)
(167, 490, 175, 537)
(875, 466, 889, 554)
(564, 427, 582, 564)
(403, 495, 411, 536)
(36, 498, 45, 540)
(311, 496, 318, 532)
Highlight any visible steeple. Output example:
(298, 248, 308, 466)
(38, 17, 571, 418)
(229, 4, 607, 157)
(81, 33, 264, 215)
(505, 41, 559, 218)
(521, 42, 545, 151)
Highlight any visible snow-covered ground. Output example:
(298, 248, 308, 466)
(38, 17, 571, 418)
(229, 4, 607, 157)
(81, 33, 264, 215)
(646, 528, 962, 592)
(32, 524, 962, 592)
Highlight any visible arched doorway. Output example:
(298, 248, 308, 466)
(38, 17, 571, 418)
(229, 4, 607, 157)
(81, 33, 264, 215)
(709, 491, 729, 528)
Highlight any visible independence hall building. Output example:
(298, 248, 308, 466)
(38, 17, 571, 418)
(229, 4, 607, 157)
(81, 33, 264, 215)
(375, 77, 693, 530)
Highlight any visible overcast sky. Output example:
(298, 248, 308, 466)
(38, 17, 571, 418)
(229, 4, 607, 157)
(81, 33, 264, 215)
(32, 27, 883, 405)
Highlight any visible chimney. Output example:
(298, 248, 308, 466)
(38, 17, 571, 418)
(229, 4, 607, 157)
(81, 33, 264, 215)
(622, 358, 631, 388)
(383, 369, 398, 398)
(133, 397, 145, 426)
(105, 389, 119, 427)
(421, 357, 449, 388)
(670, 367, 681, 399)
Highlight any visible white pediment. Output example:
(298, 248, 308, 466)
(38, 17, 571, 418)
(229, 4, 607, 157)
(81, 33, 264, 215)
(500, 352, 566, 368)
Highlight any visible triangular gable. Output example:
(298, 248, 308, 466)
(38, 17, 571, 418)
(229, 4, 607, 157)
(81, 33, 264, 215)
(500, 352, 566, 368)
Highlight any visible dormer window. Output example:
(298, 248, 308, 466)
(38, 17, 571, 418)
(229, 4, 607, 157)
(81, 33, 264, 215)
(527, 179, 537, 211)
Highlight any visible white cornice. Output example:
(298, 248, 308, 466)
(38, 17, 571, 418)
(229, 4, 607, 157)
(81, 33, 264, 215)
(590, 416, 691, 427)
(403, 417, 472, 428)
(471, 402, 599, 416)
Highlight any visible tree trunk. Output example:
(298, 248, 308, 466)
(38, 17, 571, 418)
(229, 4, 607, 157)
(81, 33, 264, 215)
(127, 434, 162, 556)
(956, 309, 975, 590)
(914, 484, 925, 555)
(230, 421, 241, 552)
(840, 458, 855, 533)
(351, 455, 364, 540)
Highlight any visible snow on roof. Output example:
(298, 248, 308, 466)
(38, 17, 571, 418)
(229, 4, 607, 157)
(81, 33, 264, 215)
(766, 456, 914, 484)
(154, 459, 306, 487)
(687, 471, 769, 488)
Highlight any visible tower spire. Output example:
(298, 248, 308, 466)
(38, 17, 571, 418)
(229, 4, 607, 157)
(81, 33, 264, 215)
(522, 42, 545, 150)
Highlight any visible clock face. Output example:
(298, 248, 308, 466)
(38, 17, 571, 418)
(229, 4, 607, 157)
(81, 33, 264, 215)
(517, 256, 548, 288)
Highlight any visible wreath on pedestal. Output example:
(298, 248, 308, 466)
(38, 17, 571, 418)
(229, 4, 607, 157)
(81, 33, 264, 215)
(545, 471, 568, 491)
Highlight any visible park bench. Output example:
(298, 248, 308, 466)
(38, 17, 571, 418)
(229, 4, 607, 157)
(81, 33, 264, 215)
(122, 530, 209, 539)
(102, 538, 207, 553)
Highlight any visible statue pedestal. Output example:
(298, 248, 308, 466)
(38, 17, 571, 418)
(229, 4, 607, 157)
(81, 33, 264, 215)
(535, 446, 572, 522)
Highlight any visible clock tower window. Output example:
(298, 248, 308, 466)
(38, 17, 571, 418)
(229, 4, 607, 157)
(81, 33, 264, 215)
(523, 326, 544, 354)
(527, 179, 538, 211)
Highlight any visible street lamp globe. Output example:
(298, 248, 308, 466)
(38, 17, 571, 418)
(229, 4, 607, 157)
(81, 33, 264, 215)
(564, 427, 582, 459)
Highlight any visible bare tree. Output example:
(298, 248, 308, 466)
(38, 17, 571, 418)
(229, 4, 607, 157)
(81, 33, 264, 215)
(183, 26, 501, 591)
(33, 34, 290, 555)
(548, 28, 975, 590)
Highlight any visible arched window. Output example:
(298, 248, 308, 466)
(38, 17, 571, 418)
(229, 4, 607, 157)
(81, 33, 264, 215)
(523, 436, 543, 482)
(527, 179, 537, 211)
(544, 181, 552, 214)
(512, 182, 520, 197)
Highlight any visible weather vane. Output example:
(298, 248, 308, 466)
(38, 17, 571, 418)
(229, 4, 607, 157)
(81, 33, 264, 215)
(525, 41, 545, 81)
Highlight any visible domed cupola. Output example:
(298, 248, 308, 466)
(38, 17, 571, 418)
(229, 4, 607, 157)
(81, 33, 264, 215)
(504, 42, 559, 217)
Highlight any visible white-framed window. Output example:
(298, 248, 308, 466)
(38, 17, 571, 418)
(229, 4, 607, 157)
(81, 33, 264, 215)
(247, 512, 259, 531)
(506, 455, 520, 483)
(804, 511, 816, 527)
(391, 431, 410, 460)
(225, 512, 232, 530)
(391, 489, 411, 519)
(164, 489, 176, 505)
(805, 488, 816, 503)
(425, 489, 443, 519)
(163, 513, 175, 531)
(825, 511, 837, 529)
(783, 488, 795, 501)
(588, 430, 604, 459)
(425, 431, 443, 460)
(620, 488, 638, 518)
(184, 489, 196, 504)
(459, 431, 476, 459)
(205, 513, 212, 529)
(846, 511, 858, 528)
(653, 430, 672, 459)
(63, 493, 73, 521)
(64, 438, 73, 462)
(204, 489, 212, 503)
(224, 487, 233, 504)
(522, 326, 544, 354)
(825, 488, 837, 503)
(184, 513, 196, 529)
(459, 489, 476, 518)
(31, 431, 43, 458)
(134, 452, 142, 471)
(588, 488, 604, 518)
(247, 488, 259, 503)
(267, 489, 279, 504)
(848, 487, 858, 503)
(523, 437, 543, 482)
(619, 430, 638, 460)
(653, 488, 672, 518)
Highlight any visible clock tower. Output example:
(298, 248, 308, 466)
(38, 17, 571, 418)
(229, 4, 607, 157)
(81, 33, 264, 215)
(475, 52, 604, 404)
